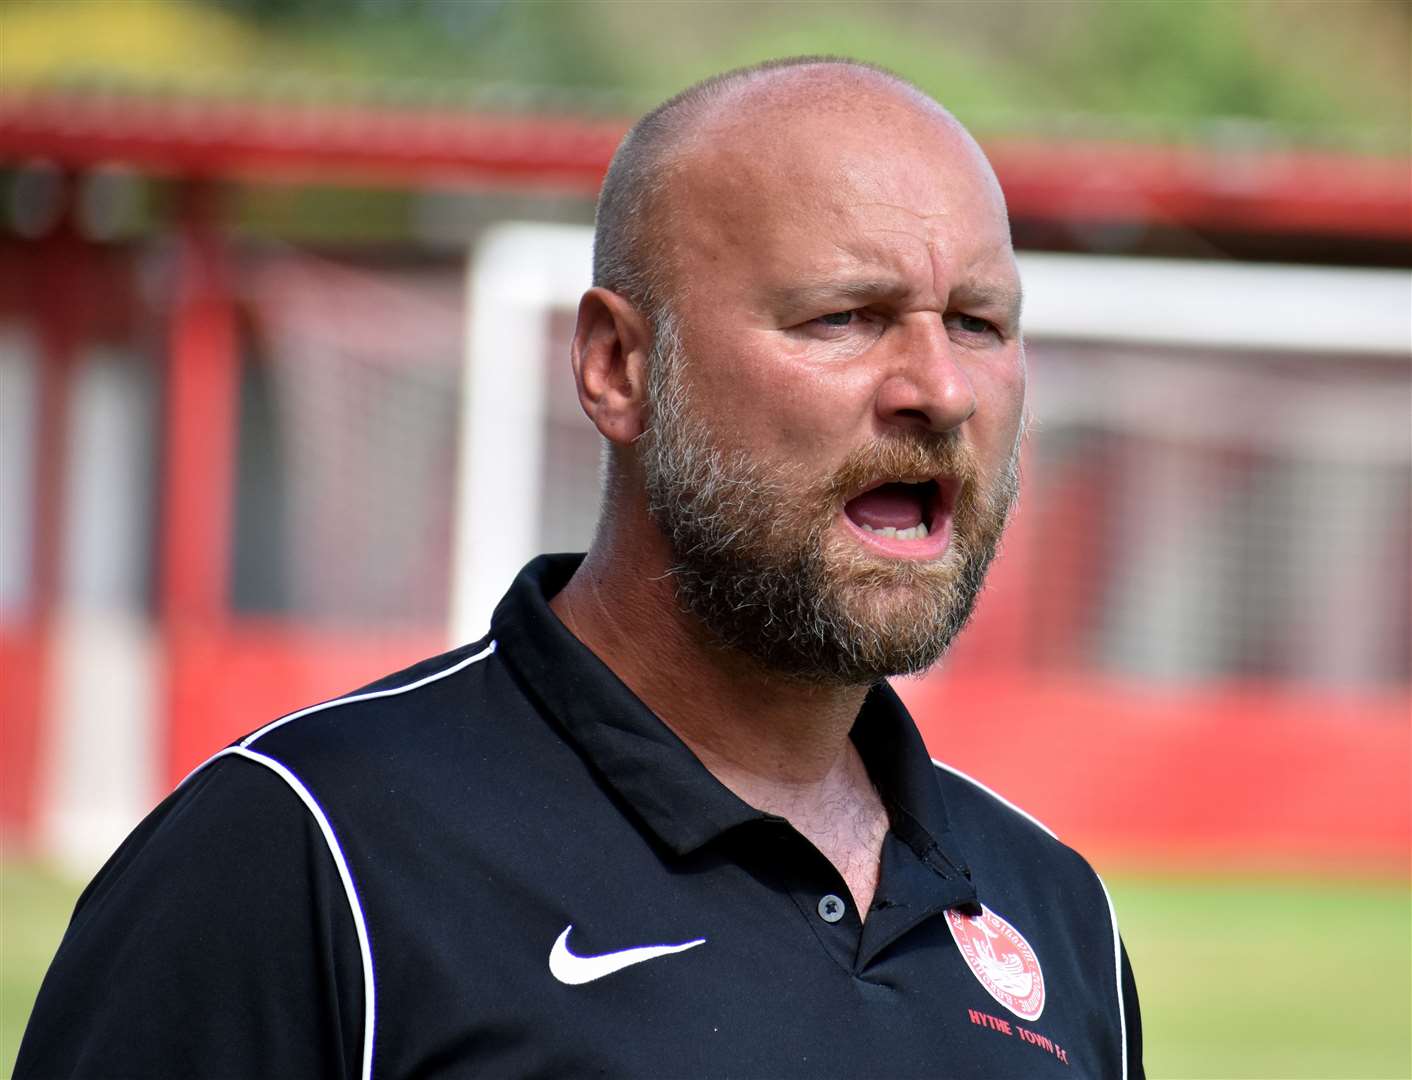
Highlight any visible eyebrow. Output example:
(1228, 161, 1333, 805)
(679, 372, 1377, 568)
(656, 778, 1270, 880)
(766, 277, 1024, 323)
(764, 277, 911, 311)
(952, 282, 1025, 323)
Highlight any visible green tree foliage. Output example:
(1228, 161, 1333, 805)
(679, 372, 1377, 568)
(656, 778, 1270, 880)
(13, 0, 1409, 149)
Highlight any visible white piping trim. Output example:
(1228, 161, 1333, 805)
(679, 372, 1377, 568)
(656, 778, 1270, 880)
(240, 640, 498, 748)
(177, 640, 499, 789)
(170, 638, 500, 1080)
(1095, 873, 1129, 1080)
(200, 744, 378, 1080)
(929, 757, 1059, 839)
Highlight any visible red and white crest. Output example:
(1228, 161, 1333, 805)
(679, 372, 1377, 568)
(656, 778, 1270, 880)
(945, 904, 1046, 1021)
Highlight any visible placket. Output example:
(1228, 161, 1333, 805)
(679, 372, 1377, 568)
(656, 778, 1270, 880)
(734, 818, 976, 978)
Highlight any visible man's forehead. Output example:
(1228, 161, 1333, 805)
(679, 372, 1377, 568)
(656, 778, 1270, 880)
(664, 75, 1003, 232)
(682, 66, 980, 169)
(672, 126, 1008, 279)
(686, 63, 953, 140)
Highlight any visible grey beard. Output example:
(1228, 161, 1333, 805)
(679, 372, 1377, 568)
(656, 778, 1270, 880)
(639, 315, 1018, 687)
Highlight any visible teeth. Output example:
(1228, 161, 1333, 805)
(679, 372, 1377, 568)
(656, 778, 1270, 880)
(860, 522, 930, 541)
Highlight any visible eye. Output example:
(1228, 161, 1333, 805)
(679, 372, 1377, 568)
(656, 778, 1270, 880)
(950, 313, 995, 335)
(795, 307, 885, 345)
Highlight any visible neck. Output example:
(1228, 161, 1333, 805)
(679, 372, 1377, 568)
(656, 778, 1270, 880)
(551, 523, 869, 804)
(550, 503, 892, 916)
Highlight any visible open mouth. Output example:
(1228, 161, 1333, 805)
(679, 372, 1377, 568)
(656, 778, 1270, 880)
(842, 479, 953, 547)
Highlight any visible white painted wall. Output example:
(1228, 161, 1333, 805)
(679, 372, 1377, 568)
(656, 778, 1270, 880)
(39, 347, 160, 873)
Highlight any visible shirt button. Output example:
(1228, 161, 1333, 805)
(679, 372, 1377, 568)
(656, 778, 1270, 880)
(817, 893, 846, 923)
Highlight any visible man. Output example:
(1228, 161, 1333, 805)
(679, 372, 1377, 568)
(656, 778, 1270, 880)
(19, 58, 1142, 1078)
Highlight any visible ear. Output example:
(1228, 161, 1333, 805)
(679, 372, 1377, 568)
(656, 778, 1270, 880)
(570, 287, 654, 446)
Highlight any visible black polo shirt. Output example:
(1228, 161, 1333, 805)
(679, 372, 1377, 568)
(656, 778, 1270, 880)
(19, 554, 1142, 1079)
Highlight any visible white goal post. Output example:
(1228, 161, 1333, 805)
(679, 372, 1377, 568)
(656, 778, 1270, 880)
(451, 223, 1411, 648)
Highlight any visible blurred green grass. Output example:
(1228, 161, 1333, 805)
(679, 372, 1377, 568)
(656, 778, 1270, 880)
(3, 861, 1409, 1078)
(1108, 873, 1411, 1079)
(1, 859, 78, 1078)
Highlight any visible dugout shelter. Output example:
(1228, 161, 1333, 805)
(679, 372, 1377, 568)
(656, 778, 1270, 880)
(1, 85, 1408, 875)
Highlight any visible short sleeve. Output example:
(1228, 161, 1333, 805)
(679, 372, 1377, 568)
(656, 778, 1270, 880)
(15, 755, 365, 1080)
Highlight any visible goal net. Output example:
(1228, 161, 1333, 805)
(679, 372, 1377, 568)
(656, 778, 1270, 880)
(452, 228, 1411, 695)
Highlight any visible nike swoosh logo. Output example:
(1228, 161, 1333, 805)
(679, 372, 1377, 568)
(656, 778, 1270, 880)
(548, 924, 706, 985)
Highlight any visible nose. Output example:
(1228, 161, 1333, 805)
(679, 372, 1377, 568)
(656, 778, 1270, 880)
(873, 315, 977, 434)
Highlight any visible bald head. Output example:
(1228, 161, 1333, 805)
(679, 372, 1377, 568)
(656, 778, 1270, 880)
(592, 57, 996, 326)
(569, 57, 1027, 680)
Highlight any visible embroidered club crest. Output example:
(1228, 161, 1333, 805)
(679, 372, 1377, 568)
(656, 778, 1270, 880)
(945, 904, 1046, 1021)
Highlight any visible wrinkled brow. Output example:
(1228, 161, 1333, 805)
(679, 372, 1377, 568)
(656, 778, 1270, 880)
(764, 277, 912, 311)
(766, 276, 1023, 322)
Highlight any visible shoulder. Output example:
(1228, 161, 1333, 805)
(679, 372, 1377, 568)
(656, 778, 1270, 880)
(234, 637, 501, 762)
(77, 754, 364, 951)
(177, 633, 572, 872)
(930, 756, 1120, 957)
(18, 753, 366, 1078)
(21, 638, 513, 1080)
(930, 756, 1083, 866)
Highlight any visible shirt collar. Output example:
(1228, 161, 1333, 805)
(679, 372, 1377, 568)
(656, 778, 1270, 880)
(491, 554, 974, 890)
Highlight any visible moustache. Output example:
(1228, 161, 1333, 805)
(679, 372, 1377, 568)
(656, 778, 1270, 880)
(821, 431, 980, 508)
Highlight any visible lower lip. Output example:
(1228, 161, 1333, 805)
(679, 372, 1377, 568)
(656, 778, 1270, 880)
(839, 511, 954, 560)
